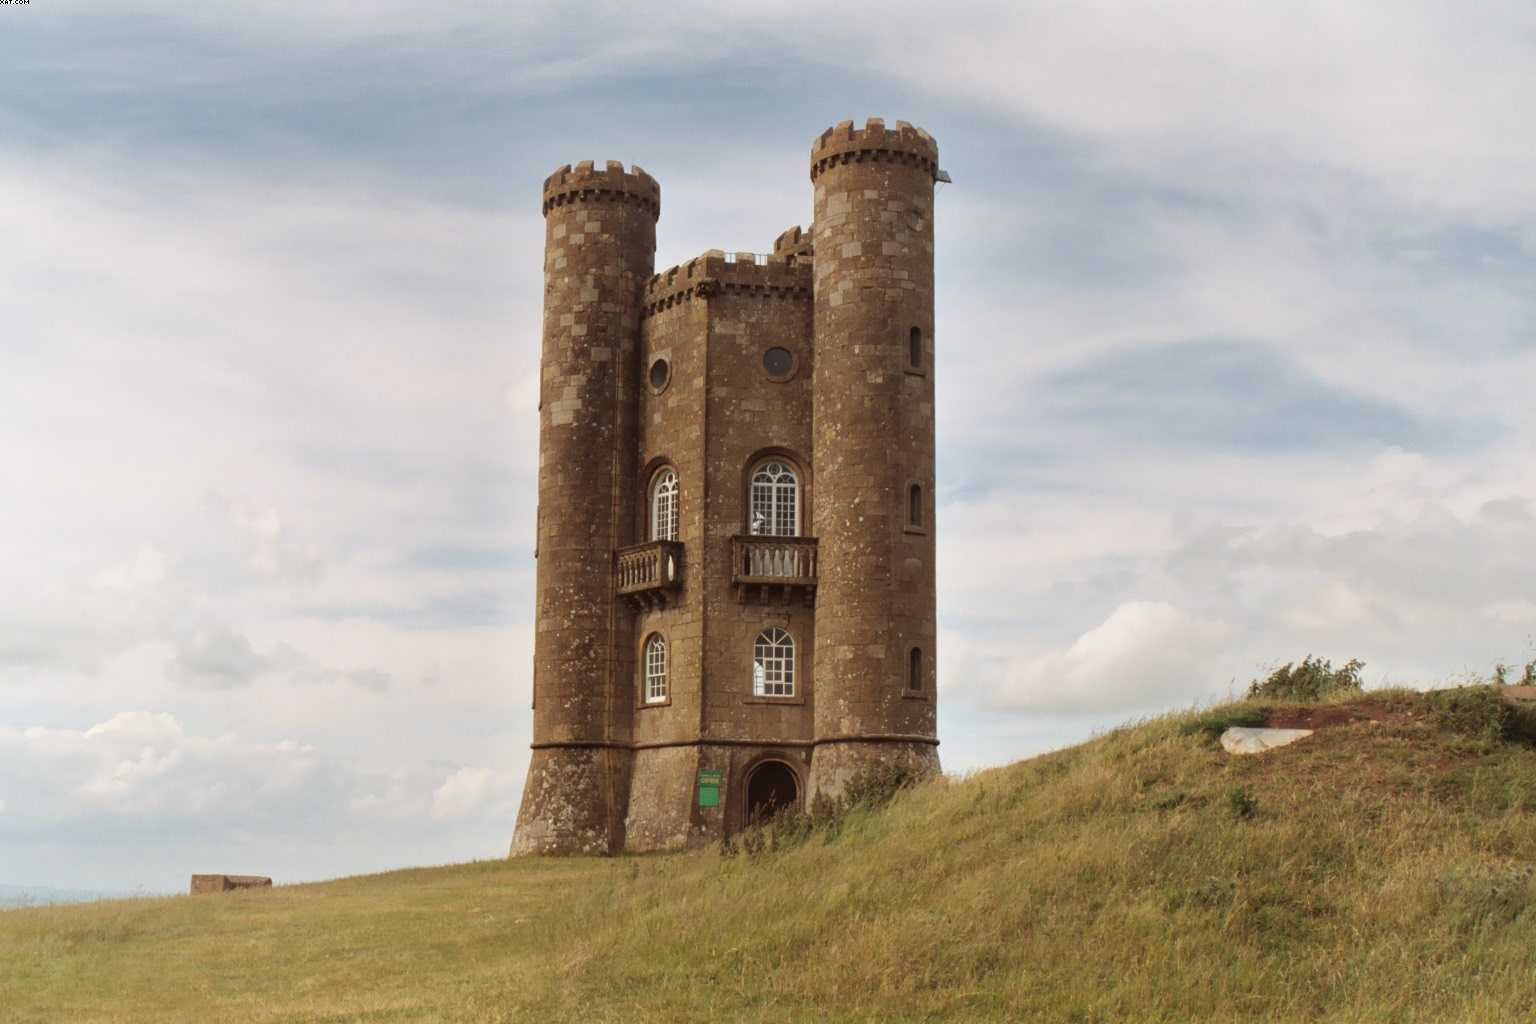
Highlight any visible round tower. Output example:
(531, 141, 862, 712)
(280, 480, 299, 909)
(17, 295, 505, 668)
(512, 160, 659, 855)
(808, 119, 941, 798)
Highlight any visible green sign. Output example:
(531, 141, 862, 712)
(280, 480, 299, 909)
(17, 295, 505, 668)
(697, 769, 723, 808)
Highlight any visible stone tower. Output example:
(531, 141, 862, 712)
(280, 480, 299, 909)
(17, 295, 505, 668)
(512, 161, 658, 855)
(807, 120, 941, 799)
(512, 121, 942, 855)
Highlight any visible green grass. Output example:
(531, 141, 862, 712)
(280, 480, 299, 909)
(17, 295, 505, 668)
(7, 687, 1536, 1022)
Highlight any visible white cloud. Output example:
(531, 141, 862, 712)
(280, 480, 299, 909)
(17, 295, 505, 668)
(65, 2, 1535, 229)
(941, 454, 1536, 717)
(0, 710, 518, 886)
(165, 626, 269, 690)
(430, 766, 515, 821)
(983, 602, 1232, 715)
(6, 711, 315, 823)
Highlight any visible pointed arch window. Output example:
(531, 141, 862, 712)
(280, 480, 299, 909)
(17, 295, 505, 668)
(752, 627, 795, 697)
(749, 461, 799, 537)
(650, 468, 679, 541)
(644, 633, 668, 703)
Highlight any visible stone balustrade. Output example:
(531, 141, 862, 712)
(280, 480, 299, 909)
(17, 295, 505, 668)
(614, 540, 684, 609)
(731, 535, 818, 605)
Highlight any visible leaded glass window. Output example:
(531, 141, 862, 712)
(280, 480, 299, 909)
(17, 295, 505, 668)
(644, 634, 668, 703)
(650, 468, 679, 541)
(749, 461, 798, 537)
(752, 627, 795, 697)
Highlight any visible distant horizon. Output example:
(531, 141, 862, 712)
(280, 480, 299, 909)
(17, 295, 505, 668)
(0, 882, 173, 909)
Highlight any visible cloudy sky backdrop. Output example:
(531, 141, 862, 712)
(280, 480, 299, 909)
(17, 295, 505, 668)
(3, 1, 1534, 892)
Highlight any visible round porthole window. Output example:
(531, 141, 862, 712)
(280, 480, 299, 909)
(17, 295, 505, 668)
(763, 347, 795, 381)
(648, 357, 670, 393)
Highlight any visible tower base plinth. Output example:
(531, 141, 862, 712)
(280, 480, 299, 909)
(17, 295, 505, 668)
(511, 747, 625, 856)
(808, 741, 940, 804)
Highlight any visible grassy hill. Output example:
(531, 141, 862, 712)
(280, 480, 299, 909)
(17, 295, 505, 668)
(6, 687, 1536, 1023)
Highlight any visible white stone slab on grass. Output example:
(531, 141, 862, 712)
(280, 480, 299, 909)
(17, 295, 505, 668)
(1220, 727, 1314, 755)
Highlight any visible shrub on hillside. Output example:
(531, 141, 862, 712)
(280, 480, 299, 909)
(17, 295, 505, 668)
(1246, 655, 1364, 701)
(1490, 661, 1536, 687)
(1179, 708, 1266, 744)
(1424, 686, 1536, 746)
(839, 759, 926, 811)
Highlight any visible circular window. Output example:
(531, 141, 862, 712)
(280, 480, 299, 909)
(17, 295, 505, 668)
(648, 357, 670, 393)
(763, 347, 796, 381)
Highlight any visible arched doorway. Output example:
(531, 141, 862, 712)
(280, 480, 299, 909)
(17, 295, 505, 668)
(745, 760, 800, 824)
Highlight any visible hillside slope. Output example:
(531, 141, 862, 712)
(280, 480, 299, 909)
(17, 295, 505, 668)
(5, 688, 1536, 1023)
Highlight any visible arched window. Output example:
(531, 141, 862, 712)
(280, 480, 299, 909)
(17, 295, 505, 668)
(749, 461, 799, 537)
(644, 633, 668, 703)
(909, 483, 923, 528)
(650, 468, 679, 541)
(909, 326, 923, 369)
(909, 647, 923, 691)
(752, 627, 795, 697)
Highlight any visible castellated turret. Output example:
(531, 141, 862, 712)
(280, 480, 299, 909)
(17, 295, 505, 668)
(512, 161, 658, 855)
(807, 119, 941, 798)
(512, 122, 942, 855)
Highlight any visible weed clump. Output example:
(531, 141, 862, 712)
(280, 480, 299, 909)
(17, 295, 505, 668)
(721, 761, 930, 860)
(838, 759, 924, 810)
(1423, 686, 1536, 746)
(1180, 708, 1266, 744)
(1491, 661, 1536, 687)
(1225, 785, 1259, 820)
(1246, 655, 1364, 701)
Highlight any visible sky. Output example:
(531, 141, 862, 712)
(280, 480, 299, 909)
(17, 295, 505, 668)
(2, 1, 1534, 893)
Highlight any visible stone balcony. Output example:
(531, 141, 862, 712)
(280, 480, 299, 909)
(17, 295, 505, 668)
(731, 535, 818, 605)
(615, 540, 684, 610)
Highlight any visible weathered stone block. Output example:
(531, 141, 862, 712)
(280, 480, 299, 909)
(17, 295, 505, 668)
(189, 874, 272, 895)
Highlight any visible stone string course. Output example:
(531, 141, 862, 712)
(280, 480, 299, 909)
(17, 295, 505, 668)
(512, 119, 942, 855)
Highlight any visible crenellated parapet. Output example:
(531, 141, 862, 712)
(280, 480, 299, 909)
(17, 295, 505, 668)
(809, 118, 938, 182)
(642, 250, 811, 319)
(541, 160, 661, 219)
(772, 225, 814, 262)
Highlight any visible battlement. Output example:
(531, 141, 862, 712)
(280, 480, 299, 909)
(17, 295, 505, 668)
(642, 249, 812, 319)
(810, 118, 939, 182)
(772, 225, 815, 261)
(542, 160, 661, 219)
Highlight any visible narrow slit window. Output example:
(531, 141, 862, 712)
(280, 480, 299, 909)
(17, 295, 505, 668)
(909, 326, 922, 369)
(909, 483, 923, 528)
(644, 634, 668, 703)
(650, 468, 679, 541)
(909, 647, 923, 691)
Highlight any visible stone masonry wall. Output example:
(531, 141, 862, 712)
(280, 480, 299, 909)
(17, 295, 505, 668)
(807, 120, 941, 798)
(625, 744, 700, 850)
(512, 161, 657, 855)
(624, 291, 709, 851)
(700, 282, 815, 751)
